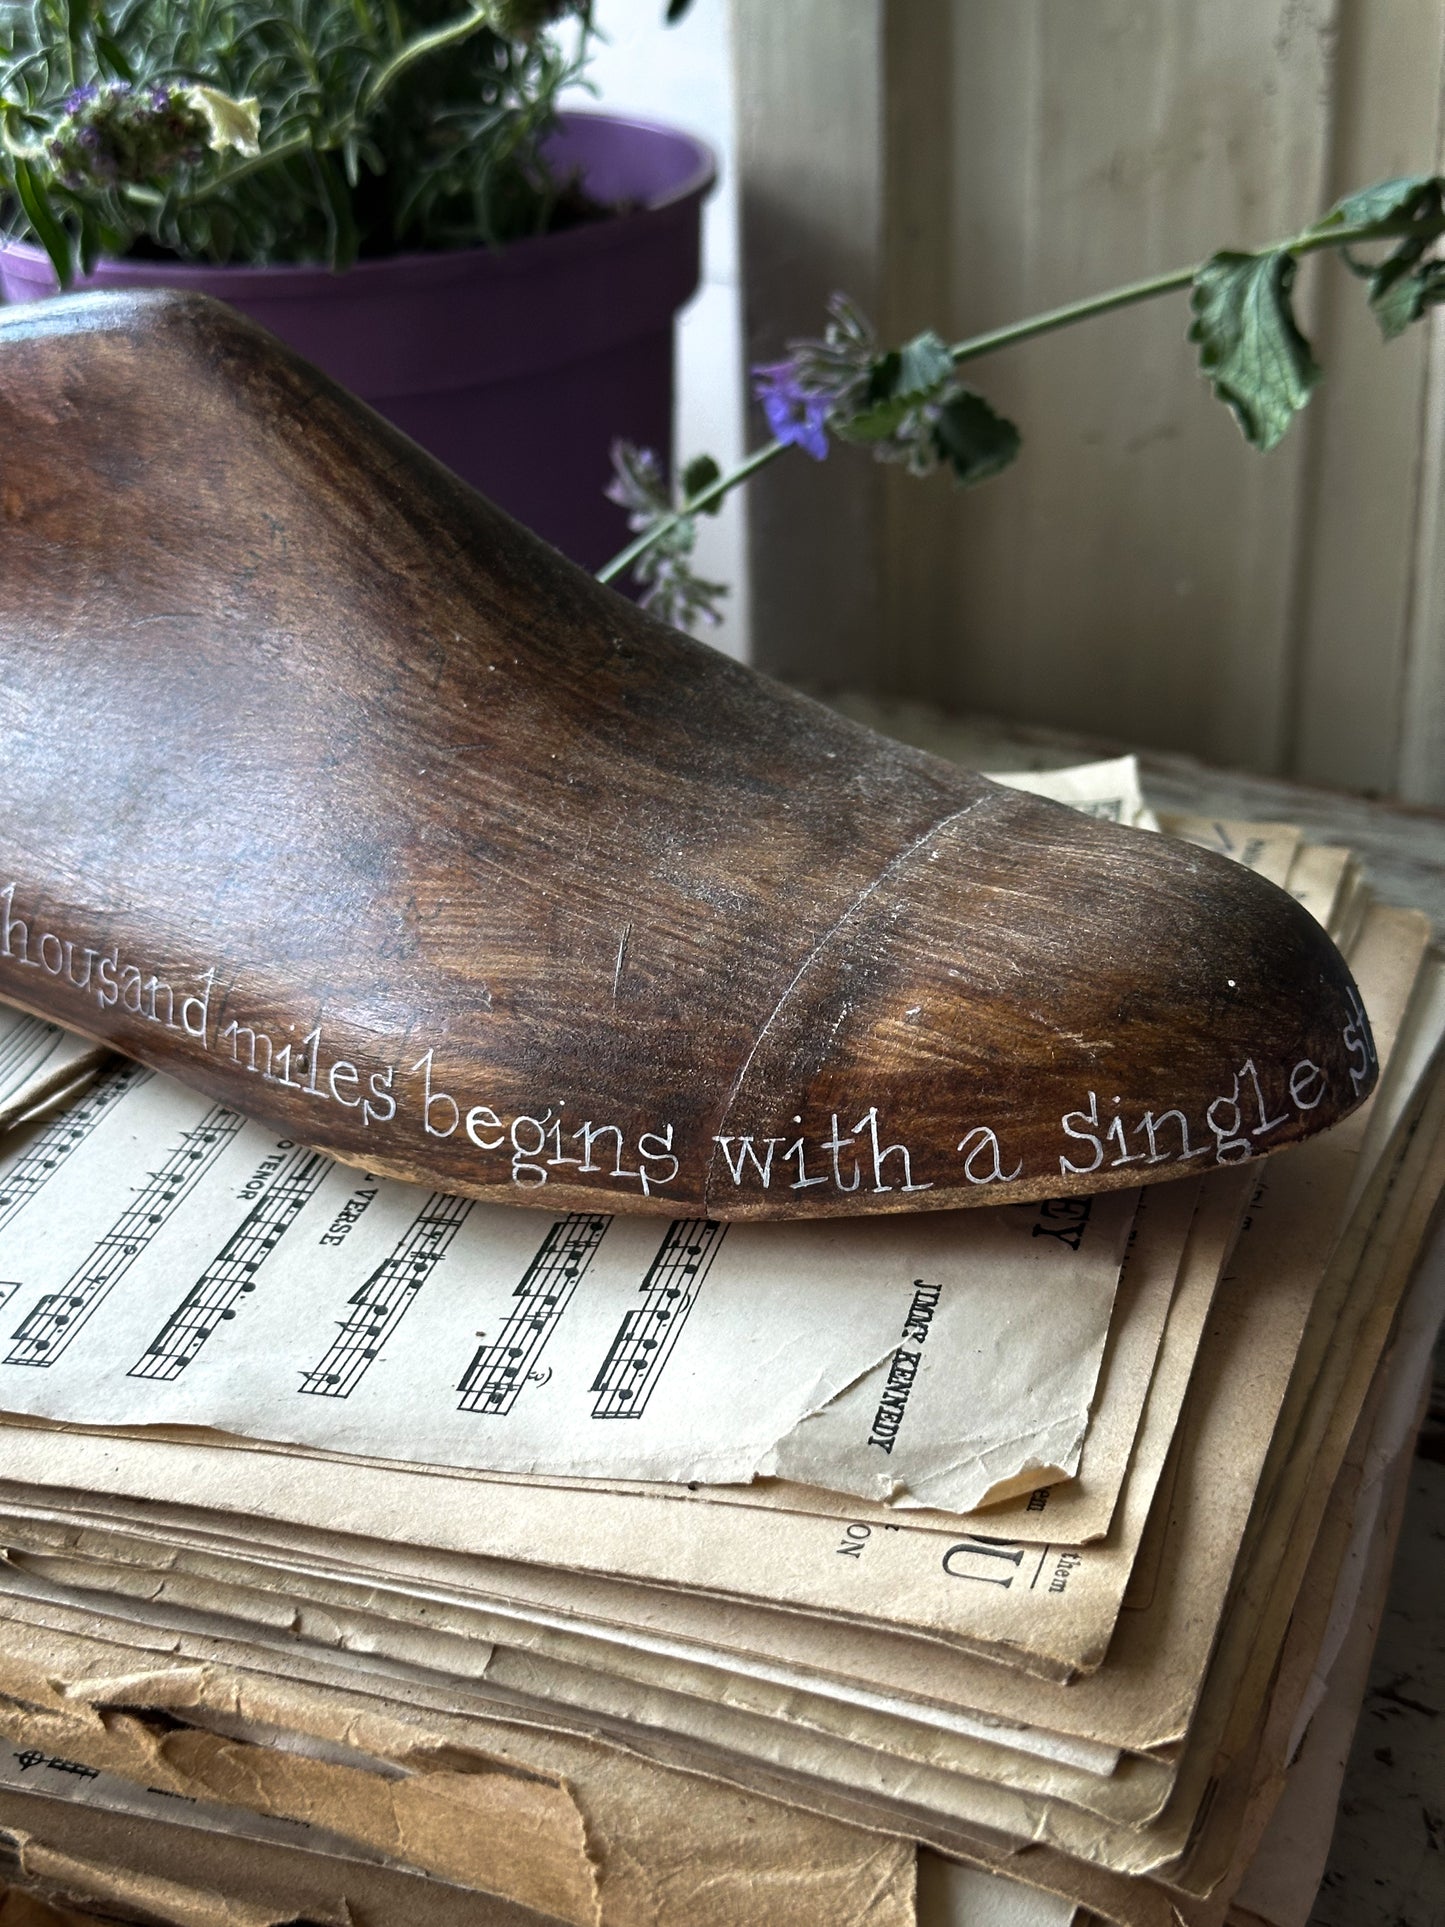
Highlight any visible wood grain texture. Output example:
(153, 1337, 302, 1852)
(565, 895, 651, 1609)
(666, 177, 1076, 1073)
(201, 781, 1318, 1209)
(0, 291, 1376, 1217)
(830, 694, 1445, 940)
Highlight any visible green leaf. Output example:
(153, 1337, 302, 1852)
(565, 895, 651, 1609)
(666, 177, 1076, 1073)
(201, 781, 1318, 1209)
(92, 30, 135, 83)
(1315, 175, 1445, 342)
(1189, 250, 1320, 451)
(1321, 174, 1443, 232)
(838, 330, 956, 443)
(76, 203, 103, 276)
(681, 453, 722, 510)
(1369, 255, 1445, 339)
(310, 148, 359, 271)
(835, 384, 913, 443)
(931, 387, 1021, 487)
(64, 0, 92, 54)
(12, 158, 73, 288)
(894, 329, 953, 398)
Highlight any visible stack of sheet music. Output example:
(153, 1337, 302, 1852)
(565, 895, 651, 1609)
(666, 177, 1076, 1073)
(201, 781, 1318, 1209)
(0, 760, 1437, 1927)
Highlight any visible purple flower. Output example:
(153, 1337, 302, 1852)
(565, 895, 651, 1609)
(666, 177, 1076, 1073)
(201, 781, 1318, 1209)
(752, 360, 831, 461)
(47, 77, 209, 191)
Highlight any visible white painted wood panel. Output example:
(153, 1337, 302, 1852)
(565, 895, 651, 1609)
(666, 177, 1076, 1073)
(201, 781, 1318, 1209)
(1285, 0, 1445, 797)
(569, 0, 751, 661)
(734, 0, 1445, 802)
(733, 0, 889, 692)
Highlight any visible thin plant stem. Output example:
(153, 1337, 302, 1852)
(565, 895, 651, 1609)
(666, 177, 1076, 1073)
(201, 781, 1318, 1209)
(596, 439, 786, 585)
(362, 3, 496, 111)
(184, 130, 311, 202)
(947, 213, 1437, 364)
(595, 210, 1444, 588)
(946, 263, 1197, 368)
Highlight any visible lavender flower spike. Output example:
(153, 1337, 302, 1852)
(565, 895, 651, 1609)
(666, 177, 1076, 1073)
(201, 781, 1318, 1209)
(752, 360, 831, 461)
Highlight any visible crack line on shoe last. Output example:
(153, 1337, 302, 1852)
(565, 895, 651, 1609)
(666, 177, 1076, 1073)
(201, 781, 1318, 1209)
(702, 793, 994, 1211)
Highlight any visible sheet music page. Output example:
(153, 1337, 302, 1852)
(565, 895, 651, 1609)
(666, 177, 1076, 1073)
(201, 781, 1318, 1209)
(0, 907, 1403, 1716)
(0, 1732, 384, 1867)
(0, 1004, 106, 1130)
(0, 1068, 1133, 1512)
(985, 756, 1161, 831)
(0, 892, 1405, 1686)
(1155, 813, 1303, 887)
(667, 1169, 1204, 1539)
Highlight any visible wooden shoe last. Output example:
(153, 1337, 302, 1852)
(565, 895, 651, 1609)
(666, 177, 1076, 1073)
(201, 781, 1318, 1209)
(0, 292, 1376, 1218)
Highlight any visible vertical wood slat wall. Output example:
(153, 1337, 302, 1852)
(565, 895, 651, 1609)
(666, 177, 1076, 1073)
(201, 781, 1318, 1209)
(733, 0, 1445, 805)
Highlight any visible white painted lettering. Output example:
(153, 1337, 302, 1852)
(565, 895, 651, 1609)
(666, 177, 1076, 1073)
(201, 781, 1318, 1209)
(411, 1049, 459, 1138)
(266, 1041, 304, 1090)
(95, 947, 119, 1008)
(1104, 1111, 1146, 1166)
(1140, 1107, 1207, 1164)
(62, 941, 96, 991)
(957, 1126, 1022, 1184)
(300, 1023, 323, 1095)
(1059, 1091, 1104, 1176)
(822, 1113, 861, 1191)
(328, 1060, 361, 1107)
(510, 1113, 552, 1187)
(1289, 1058, 1327, 1110)
(179, 966, 215, 1041)
(1343, 988, 1376, 1096)
(1241, 1057, 1289, 1136)
(712, 1134, 784, 1188)
(0, 884, 33, 965)
(784, 1135, 829, 1189)
(220, 1020, 272, 1077)
(1205, 1077, 1253, 1163)
(142, 973, 181, 1028)
(854, 1106, 933, 1193)
(637, 1125, 680, 1195)
(363, 1065, 396, 1127)
(465, 1104, 504, 1150)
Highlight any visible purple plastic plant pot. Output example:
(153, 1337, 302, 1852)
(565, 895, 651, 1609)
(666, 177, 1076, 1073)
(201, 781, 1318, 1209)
(0, 112, 715, 572)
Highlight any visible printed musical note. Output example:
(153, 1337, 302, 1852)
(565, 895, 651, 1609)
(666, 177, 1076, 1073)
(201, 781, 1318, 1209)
(11, 1751, 98, 1781)
(0, 1060, 151, 1238)
(590, 1218, 725, 1419)
(128, 1146, 331, 1381)
(457, 1213, 610, 1416)
(299, 1193, 474, 1399)
(5, 1099, 243, 1368)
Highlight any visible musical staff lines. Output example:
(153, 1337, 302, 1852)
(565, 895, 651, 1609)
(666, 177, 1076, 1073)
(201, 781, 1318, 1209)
(5, 1101, 243, 1368)
(128, 1147, 331, 1381)
(0, 1061, 151, 1239)
(458, 1214, 610, 1416)
(590, 1219, 725, 1419)
(299, 1194, 474, 1400)
(0, 1012, 63, 1104)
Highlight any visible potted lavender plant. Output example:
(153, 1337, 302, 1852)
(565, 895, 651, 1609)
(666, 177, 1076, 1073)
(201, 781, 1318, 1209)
(0, 2, 713, 569)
